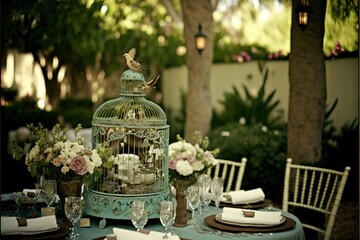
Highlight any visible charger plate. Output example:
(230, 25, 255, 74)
(204, 214, 296, 233)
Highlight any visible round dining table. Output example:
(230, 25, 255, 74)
(78, 206, 306, 240)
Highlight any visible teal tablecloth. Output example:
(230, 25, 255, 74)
(79, 206, 306, 240)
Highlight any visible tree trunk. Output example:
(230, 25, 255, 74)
(288, 0, 327, 164)
(181, 0, 214, 143)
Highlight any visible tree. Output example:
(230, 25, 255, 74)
(288, 0, 357, 164)
(1, 0, 108, 108)
(180, 0, 217, 142)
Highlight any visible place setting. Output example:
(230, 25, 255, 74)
(204, 206, 296, 233)
(1, 181, 70, 240)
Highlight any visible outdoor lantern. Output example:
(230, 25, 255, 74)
(194, 23, 207, 55)
(296, 0, 312, 31)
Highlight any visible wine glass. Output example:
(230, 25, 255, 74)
(31, 183, 42, 213)
(65, 197, 83, 240)
(210, 177, 224, 208)
(12, 191, 24, 214)
(186, 185, 201, 228)
(197, 174, 212, 215)
(131, 200, 148, 232)
(159, 200, 175, 239)
(201, 191, 213, 213)
(43, 180, 57, 207)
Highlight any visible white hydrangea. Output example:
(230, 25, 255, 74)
(176, 160, 193, 176)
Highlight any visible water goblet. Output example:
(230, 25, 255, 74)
(43, 180, 57, 207)
(210, 177, 224, 208)
(12, 191, 25, 214)
(197, 174, 212, 215)
(201, 191, 213, 213)
(65, 197, 83, 240)
(159, 200, 176, 239)
(186, 185, 201, 228)
(131, 200, 148, 232)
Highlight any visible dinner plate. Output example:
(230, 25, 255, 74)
(2, 225, 60, 235)
(215, 213, 286, 227)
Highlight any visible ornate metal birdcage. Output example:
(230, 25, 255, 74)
(83, 69, 170, 227)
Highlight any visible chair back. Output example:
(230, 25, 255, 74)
(282, 158, 350, 240)
(207, 158, 247, 192)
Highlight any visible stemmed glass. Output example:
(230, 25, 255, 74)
(159, 200, 176, 239)
(12, 191, 25, 214)
(210, 177, 224, 208)
(31, 183, 42, 213)
(64, 197, 83, 240)
(43, 180, 57, 207)
(197, 174, 212, 215)
(131, 200, 148, 232)
(186, 185, 201, 228)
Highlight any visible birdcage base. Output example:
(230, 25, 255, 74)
(83, 188, 171, 222)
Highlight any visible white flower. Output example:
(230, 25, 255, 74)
(239, 117, 246, 125)
(176, 160, 193, 176)
(261, 125, 268, 132)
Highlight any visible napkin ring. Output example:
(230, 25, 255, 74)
(16, 217, 28, 227)
(242, 210, 255, 218)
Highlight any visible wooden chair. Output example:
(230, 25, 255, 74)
(282, 158, 351, 240)
(207, 158, 247, 192)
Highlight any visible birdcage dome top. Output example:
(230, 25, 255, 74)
(92, 69, 167, 128)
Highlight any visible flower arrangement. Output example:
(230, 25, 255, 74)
(168, 131, 220, 183)
(12, 123, 112, 182)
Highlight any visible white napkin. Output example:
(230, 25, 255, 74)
(222, 207, 282, 225)
(22, 189, 60, 203)
(113, 227, 180, 240)
(222, 188, 265, 204)
(1, 215, 58, 235)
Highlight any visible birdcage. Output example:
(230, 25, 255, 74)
(83, 69, 170, 227)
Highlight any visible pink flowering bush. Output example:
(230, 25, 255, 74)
(13, 123, 112, 181)
(168, 131, 219, 183)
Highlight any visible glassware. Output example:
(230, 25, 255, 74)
(186, 185, 201, 228)
(43, 180, 57, 207)
(31, 183, 42, 213)
(131, 200, 148, 232)
(159, 200, 175, 239)
(197, 174, 212, 215)
(12, 191, 24, 213)
(201, 191, 213, 213)
(65, 197, 83, 240)
(210, 177, 224, 208)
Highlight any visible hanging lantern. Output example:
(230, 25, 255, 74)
(296, 0, 312, 31)
(194, 23, 207, 55)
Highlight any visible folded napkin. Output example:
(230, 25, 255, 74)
(113, 227, 180, 240)
(1, 215, 58, 235)
(222, 188, 265, 204)
(22, 189, 60, 203)
(222, 207, 282, 225)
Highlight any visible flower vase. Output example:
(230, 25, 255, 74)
(57, 179, 83, 226)
(173, 180, 193, 227)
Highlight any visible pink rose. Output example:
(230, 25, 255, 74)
(69, 156, 88, 175)
(168, 159, 177, 170)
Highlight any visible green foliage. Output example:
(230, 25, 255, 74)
(320, 117, 359, 201)
(56, 98, 94, 128)
(212, 62, 283, 129)
(207, 122, 287, 201)
(1, 99, 58, 131)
